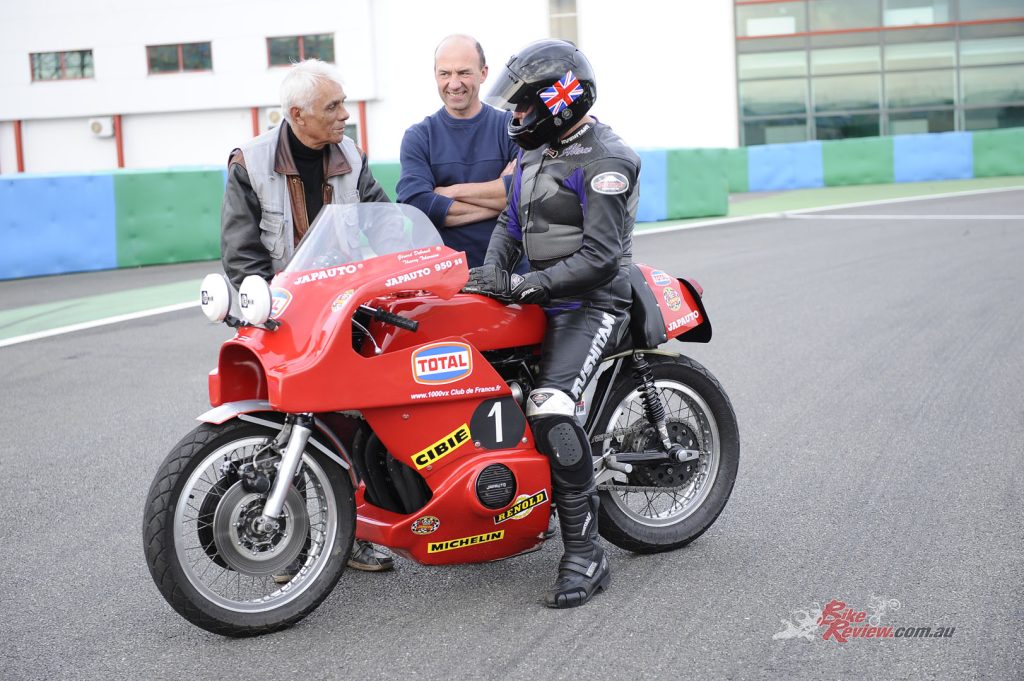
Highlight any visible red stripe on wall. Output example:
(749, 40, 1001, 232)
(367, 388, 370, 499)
(358, 101, 369, 156)
(14, 120, 24, 173)
(114, 115, 124, 168)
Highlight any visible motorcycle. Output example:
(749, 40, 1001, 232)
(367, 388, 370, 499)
(142, 203, 739, 636)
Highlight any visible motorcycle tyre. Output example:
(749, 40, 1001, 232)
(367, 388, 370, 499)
(142, 419, 355, 637)
(593, 355, 739, 554)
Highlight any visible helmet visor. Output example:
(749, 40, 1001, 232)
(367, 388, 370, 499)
(484, 64, 532, 112)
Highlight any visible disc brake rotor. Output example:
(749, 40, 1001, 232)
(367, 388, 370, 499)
(623, 420, 700, 488)
(211, 481, 309, 575)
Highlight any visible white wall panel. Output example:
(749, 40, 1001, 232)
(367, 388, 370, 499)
(579, 0, 738, 149)
(0, 0, 740, 173)
(20, 117, 119, 173)
(364, 0, 549, 161)
(0, 122, 17, 174)
(122, 109, 253, 169)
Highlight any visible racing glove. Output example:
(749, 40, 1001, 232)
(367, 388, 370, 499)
(463, 265, 549, 305)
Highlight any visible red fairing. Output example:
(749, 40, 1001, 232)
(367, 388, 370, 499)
(210, 244, 553, 564)
(634, 264, 709, 340)
(211, 247, 548, 412)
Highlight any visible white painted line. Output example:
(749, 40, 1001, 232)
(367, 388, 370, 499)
(635, 185, 1024, 236)
(0, 301, 197, 348)
(785, 214, 1023, 220)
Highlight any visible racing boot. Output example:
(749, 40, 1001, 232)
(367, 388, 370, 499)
(543, 488, 609, 608)
(347, 539, 394, 572)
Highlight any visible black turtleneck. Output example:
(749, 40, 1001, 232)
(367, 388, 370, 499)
(287, 125, 326, 225)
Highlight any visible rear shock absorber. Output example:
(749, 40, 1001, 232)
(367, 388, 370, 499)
(632, 352, 694, 462)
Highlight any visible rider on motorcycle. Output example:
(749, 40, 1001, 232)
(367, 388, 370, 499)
(464, 40, 641, 608)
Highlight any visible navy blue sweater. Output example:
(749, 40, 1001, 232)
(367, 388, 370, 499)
(397, 105, 518, 267)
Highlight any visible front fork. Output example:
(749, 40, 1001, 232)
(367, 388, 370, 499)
(254, 413, 313, 532)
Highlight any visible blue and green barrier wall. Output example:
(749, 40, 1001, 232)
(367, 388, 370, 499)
(1, 127, 1022, 280)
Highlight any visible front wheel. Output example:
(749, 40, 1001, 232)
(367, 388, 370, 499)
(142, 419, 355, 636)
(591, 354, 739, 553)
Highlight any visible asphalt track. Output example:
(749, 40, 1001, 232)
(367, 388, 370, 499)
(1, 189, 1022, 680)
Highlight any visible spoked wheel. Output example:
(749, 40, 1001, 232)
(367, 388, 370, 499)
(143, 419, 355, 636)
(591, 355, 739, 553)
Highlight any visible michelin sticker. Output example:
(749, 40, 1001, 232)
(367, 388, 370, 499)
(591, 171, 629, 195)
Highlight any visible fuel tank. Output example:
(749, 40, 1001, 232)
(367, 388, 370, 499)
(373, 292, 547, 354)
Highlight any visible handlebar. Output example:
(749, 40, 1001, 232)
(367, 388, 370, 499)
(360, 305, 419, 332)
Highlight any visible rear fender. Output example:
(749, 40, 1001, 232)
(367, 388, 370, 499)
(197, 400, 357, 486)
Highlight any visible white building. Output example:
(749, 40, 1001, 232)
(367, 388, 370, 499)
(0, 0, 739, 175)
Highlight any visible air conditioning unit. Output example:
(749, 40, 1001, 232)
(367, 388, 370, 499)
(263, 107, 283, 131)
(89, 116, 114, 138)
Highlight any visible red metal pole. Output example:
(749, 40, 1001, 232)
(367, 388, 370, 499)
(251, 106, 260, 137)
(114, 114, 124, 168)
(358, 101, 369, 156)
(14, 120, 24, 172)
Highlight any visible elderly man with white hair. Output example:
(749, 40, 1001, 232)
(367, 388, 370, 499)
(221, 58, 391, 290)
(220, 59, 394, 574)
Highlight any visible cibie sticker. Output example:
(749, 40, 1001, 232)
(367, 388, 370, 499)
(591, 171, 629, 195)
(270, 288, 291, 319)
(411, 516, 441, 535)
(412, 342, 473, 385)
(650, 269, 672, 287)
(411, 424, 471, 470)
(493, 490, 549, 524)
(663, 286, 682, 312)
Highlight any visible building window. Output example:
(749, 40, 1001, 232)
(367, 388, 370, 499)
(743, 117, 809, 145)
(30, 50, 93, 81)
(809, 0, 880, 32)
(550, 0, 578, 44)
(960, 0, 1024, 21)
(883, 0, 952, 27)
(267, 34, 335, 66)
(147, 42, 212, 74)
(888, 109, 955, 134)
(963, 104, 1024, 129)
(735, 0, 1024, 143)
(736, 1, 806, 38)
(815, 113, 881, 139)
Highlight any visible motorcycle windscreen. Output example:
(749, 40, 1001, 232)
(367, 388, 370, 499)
(285, 203, 443, 274)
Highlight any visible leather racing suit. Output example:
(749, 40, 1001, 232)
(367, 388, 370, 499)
(483, 120, 640, 403)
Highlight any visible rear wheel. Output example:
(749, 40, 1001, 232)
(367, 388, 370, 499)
(142, 419, 354, 636)
(591, 355, 739, 553)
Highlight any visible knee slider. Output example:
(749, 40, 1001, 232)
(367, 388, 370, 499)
(532, 415, 585, 468)
(527, 389, 582, 466)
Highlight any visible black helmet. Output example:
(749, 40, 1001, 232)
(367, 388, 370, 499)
(485, 40, 597, 150)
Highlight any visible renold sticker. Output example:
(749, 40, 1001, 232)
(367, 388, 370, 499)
(412, 342, 473, 385)
(493, 490, 549, 524)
